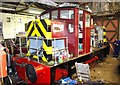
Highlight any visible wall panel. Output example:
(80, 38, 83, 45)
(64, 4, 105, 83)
(0, 13, 35, 39)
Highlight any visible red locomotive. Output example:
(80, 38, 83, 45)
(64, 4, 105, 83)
(2, 7, 109, 85)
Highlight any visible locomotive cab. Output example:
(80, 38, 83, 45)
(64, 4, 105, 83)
(40, 7, 91, 57)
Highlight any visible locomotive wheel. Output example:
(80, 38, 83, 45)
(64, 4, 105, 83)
(26, 64, 37, 83)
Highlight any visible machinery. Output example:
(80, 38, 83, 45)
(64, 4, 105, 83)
(1, 7, 110, 85)
(12, 7, 93, 84)
(11, 20, 69, 84)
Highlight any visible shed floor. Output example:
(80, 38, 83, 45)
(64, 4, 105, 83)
(90, 55, 120, 84)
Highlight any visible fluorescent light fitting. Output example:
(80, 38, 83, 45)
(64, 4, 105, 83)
(29, 10, 42, 14)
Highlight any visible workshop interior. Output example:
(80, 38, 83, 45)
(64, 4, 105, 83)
(0, 0, 120, 85)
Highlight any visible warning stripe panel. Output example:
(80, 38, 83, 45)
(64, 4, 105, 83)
(40, 20, 48, 31)
(27, 26, 34, 37)
(26, 21, 32, 31)
(26, 19, 52, 62)
(103, 39, 106, 41)
(27, 19, 52, 38)
(103, 29, 105, 32)
(27, 21, 34, 37)
(33, 24, 52, 53)
(44, 19, 51, 25)
(103, 35, 106, 39)
(31, 24, 41, 37)
(33, 24, 52, 47)
(103, 32, 106, 35)
(40, 19, 51, 32)
(43, 42, 52, 54)
(37, 20, 51, 38)
(46, 32, 52, 39)
(103, 26, 106, 43)
(36, 24, 46, 38)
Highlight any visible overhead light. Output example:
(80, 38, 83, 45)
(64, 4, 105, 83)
(38, 0, 58, 6)
(0, 7, 15, 11)
(28, 10, 43, 14)
(107, 0, 111, 2)
(59, 3, 78, 7)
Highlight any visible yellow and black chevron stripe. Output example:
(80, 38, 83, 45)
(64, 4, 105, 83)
(26, 19, 52, 62)
(102, 26, 107, 44)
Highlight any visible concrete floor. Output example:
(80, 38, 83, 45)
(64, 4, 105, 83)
(90, 55, 120, 84)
